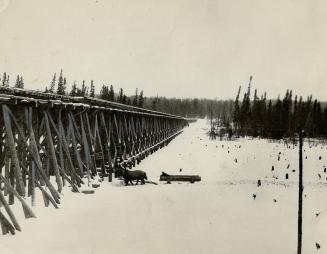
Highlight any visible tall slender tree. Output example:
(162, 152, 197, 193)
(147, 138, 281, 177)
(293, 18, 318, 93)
(108, 85, 115, 101)
(57, 69, 66, 95)
(49, 73, 56, 93)
(90, 80, 95, 97)
(132, 88, 138, 106)
(138, 90, 144, 108)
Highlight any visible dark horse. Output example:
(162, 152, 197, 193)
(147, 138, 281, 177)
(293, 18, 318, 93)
(122, 169, 147, 186)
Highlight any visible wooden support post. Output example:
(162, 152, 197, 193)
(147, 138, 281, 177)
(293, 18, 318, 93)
(80, 113, 92, 184)
(0, 174, 36, 218)
(2, 105, 25, 196)
(44, 111, 63, 193)
(0, 210, 15, 235)
(4, 150, 9, 196)
(0, 191, 21, 231)
(68, 114, 84, 177)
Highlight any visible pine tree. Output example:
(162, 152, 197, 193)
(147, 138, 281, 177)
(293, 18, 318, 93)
(15, 75, 20, 88)
(239, 78, 251, 135)
(138, 90, 144, 108)
(90, 80, 95, 97)
(118, 88, 124, 103)
(132, 88, 138, 106)
(81, 80, 88, 96)
(57, 70, 66, 95)
(233, 86, 241, 134)
(19, 76, 24, 88)
(1, 72, 9, 87)
(122, 94, 127, 104)
(100, 85, 108, 100)
(49, 73, 56, 93)
(70, 82, 77, 96)
(272, 96, 283, 139)
(108, 85, 115, 101)
(251, 89, 260, 136)
(2, 72, 6, 86)
(151, 96, 159, 110)
(6, 74, 9, 87)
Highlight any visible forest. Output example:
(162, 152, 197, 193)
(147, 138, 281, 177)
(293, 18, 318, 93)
(223, 76, 327, 139)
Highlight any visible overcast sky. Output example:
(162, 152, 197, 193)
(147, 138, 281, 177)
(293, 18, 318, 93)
(0, 0, 326, 100)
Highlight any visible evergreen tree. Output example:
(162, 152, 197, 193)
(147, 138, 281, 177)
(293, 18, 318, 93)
(70, 81, 77, 96)
(251, 89, 260, 136)
(100, 85, 108, 100)
(19, 76, 24, 88)
(57, 70, 66, 95)
(239, 84, 251, 134)
(122, 94, 127, 104)
(151, 96, 159, 110)
(90, 80, 95, 97)
(15, 75, 20, 88)
(232, 86, 241, 134)
(80, 80, 88, 96)
(118, 88, 124, 103)
(108, 85, 115, 101)
(49, 73, 56, 93)
(132, 88, 138, 106)
(138, 90, 144, 108)
(2, 72, 6, 86)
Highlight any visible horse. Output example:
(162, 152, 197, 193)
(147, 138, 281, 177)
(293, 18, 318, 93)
(122, 169, 147, 186)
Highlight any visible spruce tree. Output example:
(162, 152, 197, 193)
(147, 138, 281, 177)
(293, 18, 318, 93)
(233, 86, 241, 134)
(138, 90, 144, 108)
(19, 76, 24, 88)
(100, 85, 108, 100)
(2, 72, 6, 86)
(49, 73, 56, 93)
(118, 88, 124, 103)
(81, 80, 88, 96)
(90, 80, 95, 97)
(57, 69, 66, 95)
(122, 94, 127, 104)
(108, 85, 115, 101)
(70, 82, 77, 96)
(15, 75, 20, 88)
(132, 88, 138, 106)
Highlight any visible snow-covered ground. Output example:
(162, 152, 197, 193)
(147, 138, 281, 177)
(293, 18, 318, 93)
(1, 119, 327, 254)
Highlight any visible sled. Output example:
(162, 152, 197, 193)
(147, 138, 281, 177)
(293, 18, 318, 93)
(159, 172, 201, 183)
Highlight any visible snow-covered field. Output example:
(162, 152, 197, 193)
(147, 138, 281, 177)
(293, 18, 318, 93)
(1, 119, 327, 254)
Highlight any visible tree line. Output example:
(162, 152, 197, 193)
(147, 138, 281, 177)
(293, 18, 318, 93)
(41, 69, 230, 118)
(226, 76, 327, 139)
(0, 69, 235, 118)
(0, 72, 25, 88)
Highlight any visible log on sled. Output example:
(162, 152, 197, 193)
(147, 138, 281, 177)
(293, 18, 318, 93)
(159, 172, 201, 183)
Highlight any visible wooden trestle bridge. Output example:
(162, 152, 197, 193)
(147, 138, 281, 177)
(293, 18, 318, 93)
(0, 87, 188, 235)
